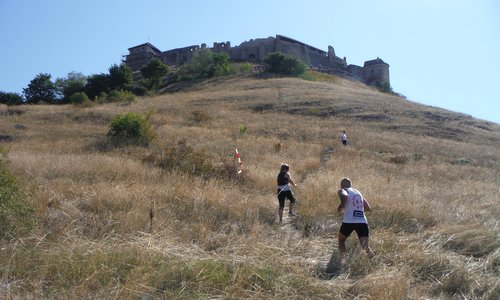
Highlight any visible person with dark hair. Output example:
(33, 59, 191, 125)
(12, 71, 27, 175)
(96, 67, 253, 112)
(336, 178, 374, 257)
(277, 163, 298, 223)
(340, 130, 348, 146)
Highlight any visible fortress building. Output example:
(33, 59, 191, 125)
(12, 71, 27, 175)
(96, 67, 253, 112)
(124, 34, 389, 86)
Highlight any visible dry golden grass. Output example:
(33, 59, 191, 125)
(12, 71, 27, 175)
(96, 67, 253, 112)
(1, 74, 499, 299)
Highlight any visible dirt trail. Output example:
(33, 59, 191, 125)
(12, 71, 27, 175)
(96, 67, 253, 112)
(300, 145, 336, 183)
(278, 213, 344, 279)
(277, 145, 345, 278)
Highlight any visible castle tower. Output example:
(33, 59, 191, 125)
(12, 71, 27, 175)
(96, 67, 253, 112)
(328, 46, 335, 63)
(363, 57, 390, 87)
(124, 43, 161, 71)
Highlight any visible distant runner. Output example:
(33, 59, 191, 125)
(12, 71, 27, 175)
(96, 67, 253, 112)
(336, 178, 374, 257)
(277, 163, 298, 223)
(340, 130, 348, 146)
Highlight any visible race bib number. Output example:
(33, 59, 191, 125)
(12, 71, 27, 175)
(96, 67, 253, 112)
(353, 210, 364, 218)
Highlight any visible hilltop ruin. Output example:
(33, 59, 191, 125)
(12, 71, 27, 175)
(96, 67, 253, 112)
(124, 34, 389, 86)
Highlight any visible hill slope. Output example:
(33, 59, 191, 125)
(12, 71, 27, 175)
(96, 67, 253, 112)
(1, 75, 499, 299)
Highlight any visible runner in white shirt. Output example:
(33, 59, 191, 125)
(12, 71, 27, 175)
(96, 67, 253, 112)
(336, 178, 374, 258)
(340, 130, 348, 146)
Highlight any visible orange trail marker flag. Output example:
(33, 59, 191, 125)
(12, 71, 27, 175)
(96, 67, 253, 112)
(235, 148, 243, 174)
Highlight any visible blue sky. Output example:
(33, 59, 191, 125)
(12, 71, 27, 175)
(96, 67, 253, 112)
(1, 0, 499, 123)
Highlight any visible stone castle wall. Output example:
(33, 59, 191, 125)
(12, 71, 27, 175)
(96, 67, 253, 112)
(124, 35, 390, 86)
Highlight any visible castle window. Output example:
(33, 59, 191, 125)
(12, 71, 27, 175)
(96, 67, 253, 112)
(249, 54, 256, 59)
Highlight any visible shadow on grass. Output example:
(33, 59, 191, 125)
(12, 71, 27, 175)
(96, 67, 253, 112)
(313, 251, 344, 280)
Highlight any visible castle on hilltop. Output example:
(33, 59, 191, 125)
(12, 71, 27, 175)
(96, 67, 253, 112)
(124, 34, 389, 86)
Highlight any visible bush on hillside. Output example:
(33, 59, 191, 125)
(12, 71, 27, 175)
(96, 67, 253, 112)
(263, 52, 306, 76)
(69, 92, 90, 105)
(143, 139, 250, 183)
(131, 85, 148, 96)
(0, 91, 24, 105)
(101, 89, 135, 103)
(178, 48, 231, 80)
(107, 111, 155, 146)
(84, 64, 133, 100)
(212, 52, 231, 76)
(54, 72, 87, 103)
(143, 139, 215, 178)
(0, 151, 35, 240)
(190, 110, 212, 124)
(108, 64, 134, 91)
(232, 62, 254, 75)
(141, 58, 170, 90)
(85, 73, 110, 99)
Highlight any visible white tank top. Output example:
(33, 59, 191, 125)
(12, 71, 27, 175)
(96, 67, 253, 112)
(342, 187, 368, 224)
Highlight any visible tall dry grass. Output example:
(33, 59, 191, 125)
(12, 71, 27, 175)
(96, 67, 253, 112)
(0, 74, 499, 299)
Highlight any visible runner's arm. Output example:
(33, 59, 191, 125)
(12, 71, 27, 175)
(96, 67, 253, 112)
(286, 173, 297, 187)
(363, 199, 372, 212)
(337, 189, 348, 212)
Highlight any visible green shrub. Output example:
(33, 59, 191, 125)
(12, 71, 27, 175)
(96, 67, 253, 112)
(143, 140, 250, 183)
(131, 85, 148, 96)
(232, 62, 254, 74)
(239, 124, 247, 135)
(104, 89, 135, 103)
(0, 157, 34, 239)
(190, 110, 211, 123)
(54, 72, 87, 103)
(274, 143, 282, 153)
(107, 111, 155, 146)
(388, 154, 409, 164)
(108, 63, 133, 91)
(212, 52, 231, 76)
(0, 91, 24, 105)
(140, 58, 169, 90)
(298, 70, 338, 83)
(264, 52, 306, 76)
(178, 48, 231, 80)
(69, 92, 89, 105)
(143, 139, 214, 177)
(298, 71, 316, 81)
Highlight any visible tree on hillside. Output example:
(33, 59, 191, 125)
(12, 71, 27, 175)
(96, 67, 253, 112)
(54, 71, 87, 103)
(178, 48, 231, 80)
(84, 73, 110, 100)
(109, 64, 133, 91)
(264, 52, 306, 77)
(179, 48, 213, 80)
(140, 58, 169, 90)
(23, 73, 57, 104)
(212, 52, 231, 76)
(0, 91, 24, 105)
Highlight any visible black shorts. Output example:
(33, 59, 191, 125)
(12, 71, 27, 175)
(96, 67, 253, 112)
(342, 140, 347, 146)
(340, 223, 369, 238)
(277, 189, 295, 209)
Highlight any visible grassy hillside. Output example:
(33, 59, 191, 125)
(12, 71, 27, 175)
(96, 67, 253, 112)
(1, 73, 499, 299)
